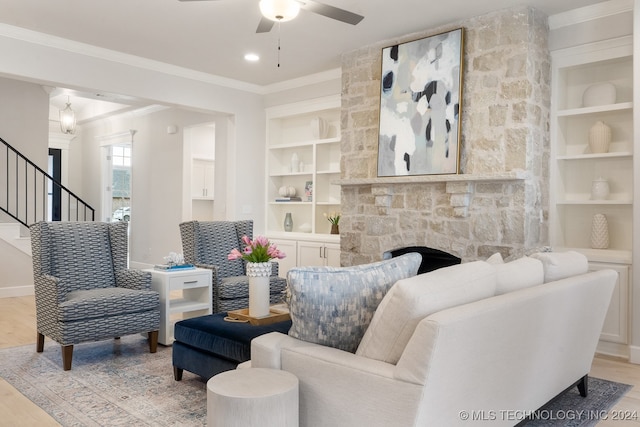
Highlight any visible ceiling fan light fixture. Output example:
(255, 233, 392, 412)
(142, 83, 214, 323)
(259, 0, 300, 22)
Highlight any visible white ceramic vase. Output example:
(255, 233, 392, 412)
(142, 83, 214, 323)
(246, 262, 272, 318)
(589, 121, 611, 154)
(591, 178, 610, 200)
(290, 152, 299, 173)
(310, 117, 329, 139)
(590, 214, 609, 249)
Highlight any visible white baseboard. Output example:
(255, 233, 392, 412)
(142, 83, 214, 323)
(596, 340, 629, 360)
(628, 346, 640, 364)
(0, 285, 34, 298)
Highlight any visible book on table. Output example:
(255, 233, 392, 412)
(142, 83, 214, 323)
(154, 263, 196, 271)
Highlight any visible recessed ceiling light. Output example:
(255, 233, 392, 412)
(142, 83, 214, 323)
(245, 53, 260, 62)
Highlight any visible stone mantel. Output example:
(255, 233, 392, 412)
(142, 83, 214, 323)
(337, 170, 529, 187)
(338, 7, 549, 266)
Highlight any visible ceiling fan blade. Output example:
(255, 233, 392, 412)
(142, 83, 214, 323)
(256, 16, 275, 33)
(299, 0, 364, 25)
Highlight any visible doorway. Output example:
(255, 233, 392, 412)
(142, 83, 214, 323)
(110, 144, 132, 222)
(100, 131, 134, 223)
(47, 148, 61, 221)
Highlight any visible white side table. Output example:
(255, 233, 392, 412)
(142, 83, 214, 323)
(207, 368, 299, 427)
(145, 267, 212, 345)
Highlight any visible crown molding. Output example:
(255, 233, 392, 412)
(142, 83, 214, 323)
(548, 0, 633, 30)
(261, 68, 342, 94)
(0, 23, 340, 96)
(0, 24, 265, 94)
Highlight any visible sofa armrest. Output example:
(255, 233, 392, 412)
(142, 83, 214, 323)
(251, 332, 424, 427)
(252, 332, 395, 379)
(34, 274, 67, 302)
(115, 269, 151, 290)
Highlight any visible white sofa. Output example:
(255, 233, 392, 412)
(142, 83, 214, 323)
(249, 252, 617, 426)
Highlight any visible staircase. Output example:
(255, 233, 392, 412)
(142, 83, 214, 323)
(0, 136, 95, 256)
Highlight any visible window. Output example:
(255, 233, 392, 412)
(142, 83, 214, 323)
(112, 145, 131, 167)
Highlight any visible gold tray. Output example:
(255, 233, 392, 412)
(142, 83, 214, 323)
(226, 307, 290, 326)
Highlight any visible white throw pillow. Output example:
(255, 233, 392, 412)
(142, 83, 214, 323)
(494, 256, 544, 295)
(486, 252, 504, 265)
(356, 261, 497, 364)
(529, 251, 589, 283)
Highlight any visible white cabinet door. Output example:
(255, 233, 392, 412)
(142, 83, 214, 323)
(203, 161, 215, 198)
(298, 241, 325, 267)
(270, 238, 298, 278)
(325, 243, 341, 267)
(192, 161, 205, 198)
(297, 240, 341, 267)
(589, 262, 629, 345)
(192, 159, 214, 199)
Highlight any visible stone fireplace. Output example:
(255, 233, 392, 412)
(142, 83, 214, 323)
(339, 7, 550, 266)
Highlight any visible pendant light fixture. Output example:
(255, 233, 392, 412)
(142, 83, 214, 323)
(259, 0, 300, 22)
(59, 96, 76, 135)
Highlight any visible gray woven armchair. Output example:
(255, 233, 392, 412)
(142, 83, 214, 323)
(179, 220, 287, 313)
(30, 221, 160, 370)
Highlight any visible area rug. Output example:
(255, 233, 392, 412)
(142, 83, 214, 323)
(0, 336, 633, 426)
(521, 377, 633, 427)
(0, 335, 206, 426)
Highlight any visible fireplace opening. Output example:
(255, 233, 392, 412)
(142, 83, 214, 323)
(383, 246, 461, 275)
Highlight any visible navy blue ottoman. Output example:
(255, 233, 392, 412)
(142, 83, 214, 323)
(172, 312, 292, 381)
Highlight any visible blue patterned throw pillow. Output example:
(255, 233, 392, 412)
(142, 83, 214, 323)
(286, 253, 422, 353)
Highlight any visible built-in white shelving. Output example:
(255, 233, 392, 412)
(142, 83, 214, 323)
(550, 35, 633, 358)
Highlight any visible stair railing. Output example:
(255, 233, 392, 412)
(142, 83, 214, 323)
(1, 136, 94, 227)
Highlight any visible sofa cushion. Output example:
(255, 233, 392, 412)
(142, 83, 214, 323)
(59, 287, 159, 321)
(286, 253, 422, 353)
(494, 256, 544, 295)
(356, 261, 496, 364)
(529, 251, 589, 283)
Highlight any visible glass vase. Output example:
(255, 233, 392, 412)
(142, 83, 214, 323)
(284, 212, 293, 232)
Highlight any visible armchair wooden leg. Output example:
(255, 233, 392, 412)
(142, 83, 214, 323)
(36, 332, 44, 353)
(148, 331, 158, 353)
(61, 345, 73, 371)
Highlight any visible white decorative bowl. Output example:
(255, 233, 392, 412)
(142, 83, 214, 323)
(299, 223, 312, 233)
(582, 82, 616, 108)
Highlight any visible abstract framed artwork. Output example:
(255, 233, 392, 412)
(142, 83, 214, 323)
(377, 28, 464, 177)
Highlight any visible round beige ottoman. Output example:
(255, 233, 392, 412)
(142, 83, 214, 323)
(207, 368, 299, 427)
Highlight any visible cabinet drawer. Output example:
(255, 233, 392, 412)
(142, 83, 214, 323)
(169, 273, 209, 290)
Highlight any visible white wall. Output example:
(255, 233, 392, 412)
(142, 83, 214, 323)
(0, 77, 49, 295)
(0, 26, 266, 227)
(78, 108, 221, 265)
(0, 25, 340, 293)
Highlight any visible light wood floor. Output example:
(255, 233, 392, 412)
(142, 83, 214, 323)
(2, 296, 640, 426)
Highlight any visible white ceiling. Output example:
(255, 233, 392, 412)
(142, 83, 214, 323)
(0, 0, 604, 118)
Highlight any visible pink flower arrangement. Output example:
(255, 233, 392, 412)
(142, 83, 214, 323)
(227, 235, 286, 263)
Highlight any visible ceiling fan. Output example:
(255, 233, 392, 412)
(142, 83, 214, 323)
(178, 0, 364, 33)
